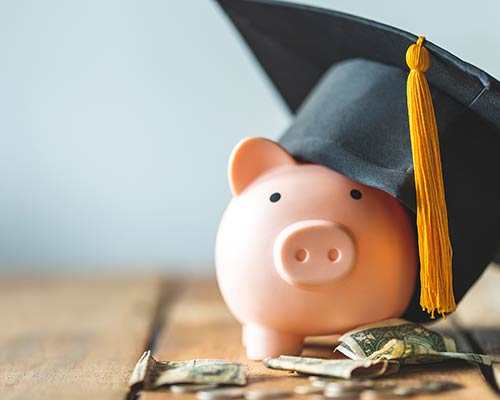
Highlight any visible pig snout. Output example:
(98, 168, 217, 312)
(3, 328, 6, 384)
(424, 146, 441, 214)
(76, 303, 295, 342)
(273, 220, 355, 286)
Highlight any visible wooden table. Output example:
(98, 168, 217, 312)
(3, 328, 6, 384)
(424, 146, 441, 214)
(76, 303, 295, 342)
(1, 264, 499, 399)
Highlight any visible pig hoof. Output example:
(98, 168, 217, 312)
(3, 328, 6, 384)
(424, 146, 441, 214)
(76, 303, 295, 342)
(243, 325, 304, 360)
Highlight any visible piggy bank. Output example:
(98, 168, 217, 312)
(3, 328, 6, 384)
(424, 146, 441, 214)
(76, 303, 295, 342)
(215, 137, 417, 360)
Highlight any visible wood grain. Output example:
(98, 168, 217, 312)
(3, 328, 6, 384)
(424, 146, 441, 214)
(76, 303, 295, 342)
(142, 268, 500, 400)
(2, 265, 497, 399)
(0, 276, 163, 400)
(449, 263, 500, 386)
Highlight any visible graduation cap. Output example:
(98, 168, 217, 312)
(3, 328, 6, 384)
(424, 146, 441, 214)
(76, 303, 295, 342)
(217, 0, 500, 321)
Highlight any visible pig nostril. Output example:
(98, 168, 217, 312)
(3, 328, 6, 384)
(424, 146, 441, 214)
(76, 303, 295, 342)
(328, 248, 340, 262)
(295, 249, 308, 263)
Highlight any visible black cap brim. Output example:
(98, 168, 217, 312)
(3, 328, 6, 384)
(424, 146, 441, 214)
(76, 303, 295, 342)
(216, 0, 500, 132)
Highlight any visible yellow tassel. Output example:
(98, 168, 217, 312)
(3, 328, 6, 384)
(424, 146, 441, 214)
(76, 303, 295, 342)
(406, 37, 456, 318)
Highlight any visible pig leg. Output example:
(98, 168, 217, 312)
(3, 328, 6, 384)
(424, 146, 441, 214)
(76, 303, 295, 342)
(242, 324, 304, 360)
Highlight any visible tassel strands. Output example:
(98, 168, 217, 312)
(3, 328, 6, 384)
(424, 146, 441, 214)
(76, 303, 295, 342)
(406, 36, 456, 318)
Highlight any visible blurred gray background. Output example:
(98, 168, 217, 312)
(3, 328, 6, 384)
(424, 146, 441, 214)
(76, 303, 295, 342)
(1, 0, 499, 273)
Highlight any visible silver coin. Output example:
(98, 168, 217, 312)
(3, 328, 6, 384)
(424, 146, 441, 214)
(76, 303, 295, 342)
(310, 378, 338, 387)
(310, 380, 329, 388)
(357, 380, 376, 389)
(309, 376, 325, 381)
(197, 387, 246, 400)
(359, 390, 382, 400)
(294, 384, 325, 394)
(392, 386, 420, 397)
(372, 380, 396, 390)
(420, 380, 461, 393)
(323, 391, 359, 399)
(170, 384, 219, 393)
(244, 389, 293, 399)
(323, 385, 361, 399)
(424, 381, 444, 392)
(324, 382, 365, 394)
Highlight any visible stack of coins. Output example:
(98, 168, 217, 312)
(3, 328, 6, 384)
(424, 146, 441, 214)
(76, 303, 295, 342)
(168, 377, 461, 399)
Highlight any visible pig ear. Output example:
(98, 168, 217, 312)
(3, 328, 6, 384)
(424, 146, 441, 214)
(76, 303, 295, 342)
(228, 137, 296, 196)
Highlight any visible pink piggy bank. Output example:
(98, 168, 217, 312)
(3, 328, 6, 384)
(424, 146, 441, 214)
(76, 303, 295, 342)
(215, 137, 418, 360)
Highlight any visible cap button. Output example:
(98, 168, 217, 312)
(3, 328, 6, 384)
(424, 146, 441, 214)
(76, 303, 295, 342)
(406, 36, 430, 72)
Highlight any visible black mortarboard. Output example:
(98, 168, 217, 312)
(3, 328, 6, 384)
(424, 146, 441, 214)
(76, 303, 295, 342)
(217, 0, 500, 321)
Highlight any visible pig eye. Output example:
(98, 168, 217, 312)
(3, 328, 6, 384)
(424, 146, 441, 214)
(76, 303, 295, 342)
(350, 189, 362, 200)
(270, 192, 281, 202)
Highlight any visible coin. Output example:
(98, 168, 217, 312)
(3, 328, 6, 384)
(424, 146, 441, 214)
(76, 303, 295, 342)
(310, 380, 329, 388)
(324, 381, 366, 393)
(171, 384, 219, 393)
(197, 387, 246, 400)
(323, 383, 361, 399)
(358, 380, 375, 389)
(323, 392, 359, 399)
(244, 389, 293, 399)
(420, 380, 461, 393)
(373, 380, 396, 390)
(392, 386, 419, 397)
(359, 390, 382, 400)
(294, 384, 325, 394)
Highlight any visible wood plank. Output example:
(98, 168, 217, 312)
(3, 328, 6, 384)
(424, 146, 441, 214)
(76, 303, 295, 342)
(142, 277, 498, 400)
(0, 276, 165, 400)
(447, 263, 500, 387)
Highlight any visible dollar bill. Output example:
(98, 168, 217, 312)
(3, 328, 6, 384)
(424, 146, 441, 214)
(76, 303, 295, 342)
(367, 338, 492, 365)
(129, 350, 247, 391)
(336, 318, 491, 366)
(263, 355, 399, 379)
(336, 318, 456, 360)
